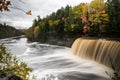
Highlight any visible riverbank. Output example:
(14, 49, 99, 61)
(46, 38, 74, 47)
(1, 35, 119, 48)
(44, 36, 120, 47)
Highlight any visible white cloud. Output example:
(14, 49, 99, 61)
(11, 21, 32, 29)
(0, 0, 92, 29)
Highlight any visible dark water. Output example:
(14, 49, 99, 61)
(0, 36, 112, 80)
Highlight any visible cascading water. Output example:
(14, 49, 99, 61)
(0, 37, 114, 80)
(71, 38, 120, 68)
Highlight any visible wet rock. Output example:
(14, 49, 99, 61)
(0, 72, 22, 80)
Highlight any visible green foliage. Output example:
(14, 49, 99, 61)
(25, 27, 34, 41)
(26, 0, 120, 43)
(73, 3, 84, 16)
(88, 0, 109, 36)
(106, 0, 120, 35)
(26, 5, 83, 42)
(0, 44, 35, 80)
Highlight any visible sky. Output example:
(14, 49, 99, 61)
(0, 0, 92, 29)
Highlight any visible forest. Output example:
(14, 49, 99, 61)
(0, 23, 23, 39)
(0, 0, 120, 80)
(26, 0, 120, 44)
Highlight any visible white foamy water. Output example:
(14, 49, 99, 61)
(0, 36, 112, 80)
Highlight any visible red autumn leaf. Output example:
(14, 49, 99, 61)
(4, 6, 8, 11)
(6, 1, 11, 5)
(0, 7, 3, 11)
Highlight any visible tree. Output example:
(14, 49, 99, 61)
(88, 0, 109, 36)
(73, 3, 83, 17)
(0, 23, 22, 39)
(106, 0, 120, 35)
(33, 26, 40, 40)
(0, 44, 35, 80)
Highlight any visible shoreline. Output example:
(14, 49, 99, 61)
(45, 36, 120, 47)
(0, 35, 120, 47)
(46, 39, 74, 47)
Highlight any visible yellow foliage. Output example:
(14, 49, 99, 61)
(49, 20, 53, 27)
(54, 20, 60, 26)
(100, 13, 109, 22)
(39, 21, 45, 27)
(88, 0, 109, 25)
(34, 26, 40, 39)
(89, 0, 105, 11)
(82, 4, 88, 14)
(70, 24, 76, 31)
(0, 44, 35, 80)
(49, 20, 59, 27)
(73, 3, 88, 16)
(73, 4, 82, 15)
(71, 24, 75, 29)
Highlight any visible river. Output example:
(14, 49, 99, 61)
(0, 36, 112, 80)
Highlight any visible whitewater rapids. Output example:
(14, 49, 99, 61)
(0, 37, 112, 80)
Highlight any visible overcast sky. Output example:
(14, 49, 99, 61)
(0, 0, 92, 29)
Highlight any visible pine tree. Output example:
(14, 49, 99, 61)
(106, 0, 120, 35)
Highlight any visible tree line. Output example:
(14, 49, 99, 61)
(26, 0, 120, 43)
(0, 23, 23, 39)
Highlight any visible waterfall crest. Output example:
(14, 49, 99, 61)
(71, 38, 120, 68)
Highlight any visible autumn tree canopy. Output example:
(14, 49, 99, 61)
(26, 0, 120, 43)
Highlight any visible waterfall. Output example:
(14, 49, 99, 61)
(71, 38, 120, 68)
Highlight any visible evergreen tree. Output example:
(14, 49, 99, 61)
(106, 0, 120, 35)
